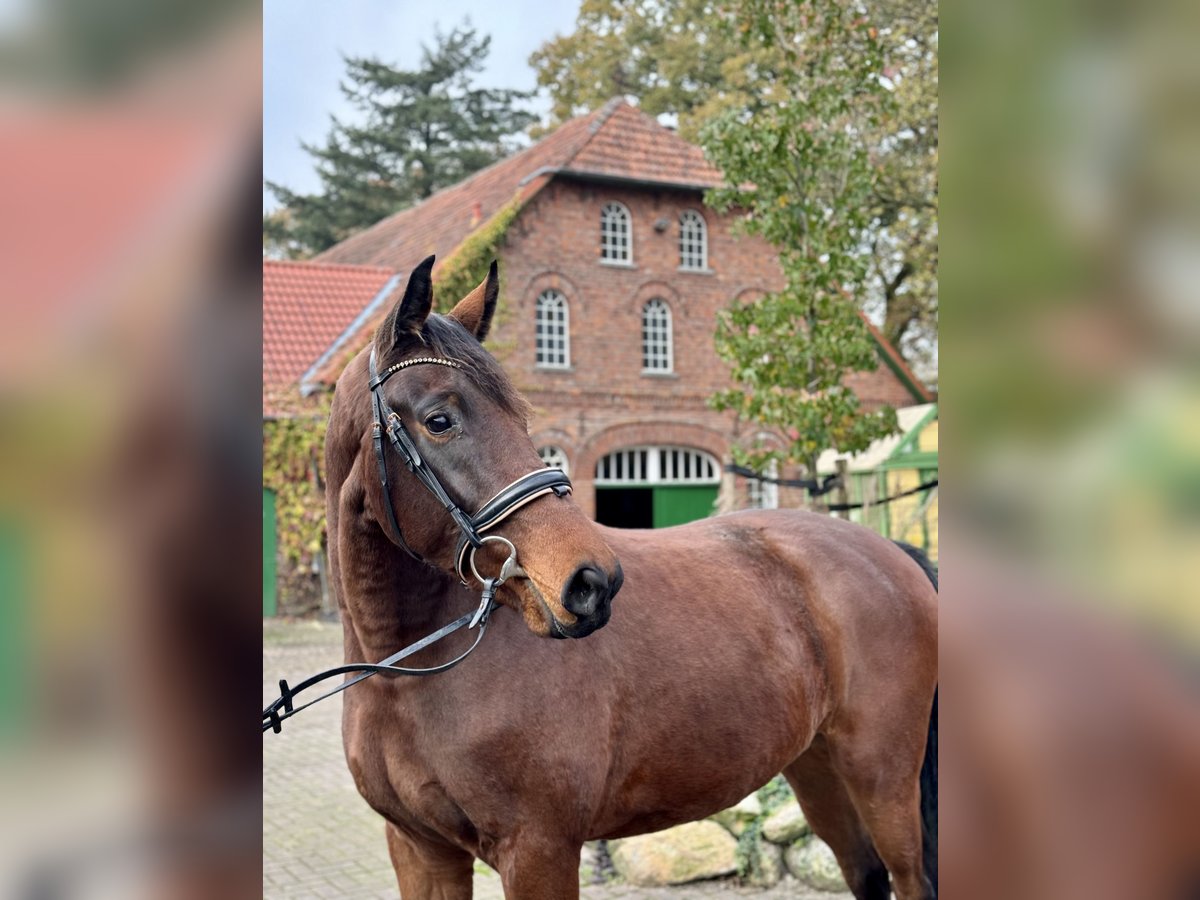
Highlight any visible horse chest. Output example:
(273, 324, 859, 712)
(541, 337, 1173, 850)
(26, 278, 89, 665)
(344, 695, 487, 850)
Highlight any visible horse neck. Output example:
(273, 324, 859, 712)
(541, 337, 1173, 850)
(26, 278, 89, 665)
(338, 522, 463, 664)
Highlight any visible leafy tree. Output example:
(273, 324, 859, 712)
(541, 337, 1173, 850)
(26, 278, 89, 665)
(868, 0, 938, 380)
(703, 0, 898, 479)
(530, 0, 938, 378)
(265, 24, 536, 257)
(529, 0, 768, 143)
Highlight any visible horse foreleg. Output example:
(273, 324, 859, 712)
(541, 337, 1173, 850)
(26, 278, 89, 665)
(495, 838, 580, 900)
(386, 822, 474, 900)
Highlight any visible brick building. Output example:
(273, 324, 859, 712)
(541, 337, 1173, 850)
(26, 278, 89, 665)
(308, 100, 929, 527)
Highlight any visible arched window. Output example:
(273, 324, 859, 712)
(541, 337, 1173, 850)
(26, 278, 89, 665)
(535, 290, 570, 368)
(595, 447, 720, 485)
(600, 202, 633, 264)
(642, 298, 672, 373)
(679, 209, 708, 271)
(538, 445, 569, 476)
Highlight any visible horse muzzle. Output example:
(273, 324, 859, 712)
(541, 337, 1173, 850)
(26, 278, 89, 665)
(553, 562, 623, 639)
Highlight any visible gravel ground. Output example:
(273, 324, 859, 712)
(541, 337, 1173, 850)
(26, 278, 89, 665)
(264, 618, 850, 899)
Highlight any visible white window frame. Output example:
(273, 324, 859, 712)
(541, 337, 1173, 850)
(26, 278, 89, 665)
(535, 290, 570, 369)
(595, 446, 720, 486)
(538, 445, 570, 476)
(641, 298, 673, 374)
(679, 209, 708, 271)
(600, 202, 634, 266)
(747, 459, 779, 510)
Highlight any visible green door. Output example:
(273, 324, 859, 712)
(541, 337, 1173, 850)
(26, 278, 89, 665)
(652, 485, 718, 528)
(0, 519, 26, 737)
(263, 488, 277, 617)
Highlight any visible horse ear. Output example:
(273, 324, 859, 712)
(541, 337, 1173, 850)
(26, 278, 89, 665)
(378, 255, 436, 352)
(447, 260, 499, 343)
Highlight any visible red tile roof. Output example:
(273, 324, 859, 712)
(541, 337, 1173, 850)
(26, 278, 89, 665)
(262, 259, 396, 415)
(566, 100, 724, 188)
(316, 99, 722, 273)
(306, 101, 724, 386)
(861, 314, 934, 403)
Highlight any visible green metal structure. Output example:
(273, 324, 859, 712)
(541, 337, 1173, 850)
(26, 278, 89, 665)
(263, 487, 277, 617)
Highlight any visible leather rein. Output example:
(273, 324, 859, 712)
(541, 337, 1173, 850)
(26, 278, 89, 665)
(263, 347, 572, 734)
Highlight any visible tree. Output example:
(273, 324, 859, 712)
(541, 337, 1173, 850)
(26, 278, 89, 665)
(529, 0, 767, 143)
(530, 0, 938, 379)
(265, 24, 536, 258)
(868, 0, 938, 380)
(703, 0, 899, 479)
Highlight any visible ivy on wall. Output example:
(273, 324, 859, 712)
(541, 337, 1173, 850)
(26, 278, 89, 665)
(263, 402, 329, 573)
(430, 196, 523, 312)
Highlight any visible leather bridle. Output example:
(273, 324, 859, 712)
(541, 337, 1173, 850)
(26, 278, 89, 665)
(262, 345, 573, 734)
(366, 347, 572, 583)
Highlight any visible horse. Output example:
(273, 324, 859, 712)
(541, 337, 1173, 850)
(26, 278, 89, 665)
(321, 256, 939, 900)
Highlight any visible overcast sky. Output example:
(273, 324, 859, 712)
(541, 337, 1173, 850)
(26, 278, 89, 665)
(263, 0, 582, 211)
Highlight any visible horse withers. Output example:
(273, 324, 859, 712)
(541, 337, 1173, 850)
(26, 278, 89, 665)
(322, 257, 939, 900)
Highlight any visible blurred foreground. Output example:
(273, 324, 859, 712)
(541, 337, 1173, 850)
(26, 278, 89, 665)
(0, 1, 262, 898)
(940, 0, 1200, 893)
(0, 0, 1197, 897)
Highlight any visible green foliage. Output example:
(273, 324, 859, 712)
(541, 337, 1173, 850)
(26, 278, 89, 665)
(735, 776, 797, 879)
(734, 818, 763, 879)
(262, 408, 329, 569)
(431, 198, 523, 312)
(529, 0, 766, 143)
(755, 774, 795, 813)
(870, 0, 938, 379)
(703, 0, 899, 476)
(530, 0, 937, 378)
(266, 23, 536, 258)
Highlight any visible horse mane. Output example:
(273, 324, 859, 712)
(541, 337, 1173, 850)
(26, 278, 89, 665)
(401, 314, 530, 423)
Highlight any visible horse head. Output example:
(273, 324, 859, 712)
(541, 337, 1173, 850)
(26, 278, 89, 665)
(333, 256, 622, 639)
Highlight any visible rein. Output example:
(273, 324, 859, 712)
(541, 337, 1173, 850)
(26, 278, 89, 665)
(263, 347, 572, 735)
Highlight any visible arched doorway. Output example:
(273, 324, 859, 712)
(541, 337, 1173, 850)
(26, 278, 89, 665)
(594, 446, 720, 529)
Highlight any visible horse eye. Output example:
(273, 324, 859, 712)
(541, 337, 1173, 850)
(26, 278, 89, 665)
(424, 413, 453, 435)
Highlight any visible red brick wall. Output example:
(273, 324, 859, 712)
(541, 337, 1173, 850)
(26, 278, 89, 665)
(487, 176, 917, 516)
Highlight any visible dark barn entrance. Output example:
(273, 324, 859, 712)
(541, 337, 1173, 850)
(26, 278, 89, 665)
(593, 447, 720, 530)
(595, 486, 654, 528)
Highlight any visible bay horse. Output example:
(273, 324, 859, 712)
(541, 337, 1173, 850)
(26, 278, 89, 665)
(322, 256, 938, 900)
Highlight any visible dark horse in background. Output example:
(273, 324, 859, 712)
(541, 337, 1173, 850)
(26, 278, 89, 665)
(323, 257, 938, 899)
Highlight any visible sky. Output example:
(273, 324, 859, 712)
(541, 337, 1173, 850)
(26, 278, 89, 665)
(263, 0, 582, 211)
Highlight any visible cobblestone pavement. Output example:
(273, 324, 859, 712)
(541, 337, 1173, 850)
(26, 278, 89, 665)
(264, 619, 849, 900)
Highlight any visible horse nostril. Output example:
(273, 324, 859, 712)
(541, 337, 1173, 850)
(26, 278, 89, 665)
(563, 565, 609, 618)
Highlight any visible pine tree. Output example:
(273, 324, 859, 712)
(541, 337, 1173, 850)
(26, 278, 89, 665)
(265, 24, 535, 258)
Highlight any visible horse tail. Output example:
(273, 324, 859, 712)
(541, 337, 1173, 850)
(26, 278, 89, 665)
(920, 687, 938, 896)
(893, 539, 938, 591)
(893, 540, 938, 895)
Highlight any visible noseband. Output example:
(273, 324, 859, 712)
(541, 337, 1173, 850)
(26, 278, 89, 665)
(367, 346, 572, 582)
(263, 345, 573, 735)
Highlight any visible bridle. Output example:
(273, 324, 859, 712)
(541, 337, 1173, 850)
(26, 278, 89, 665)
(366, 348, 571, 584)
(263, 345, 572, 734)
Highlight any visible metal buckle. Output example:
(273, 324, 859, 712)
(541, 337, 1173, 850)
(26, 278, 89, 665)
(467, 535, 518, 628)
(468, 534, 518, 586)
